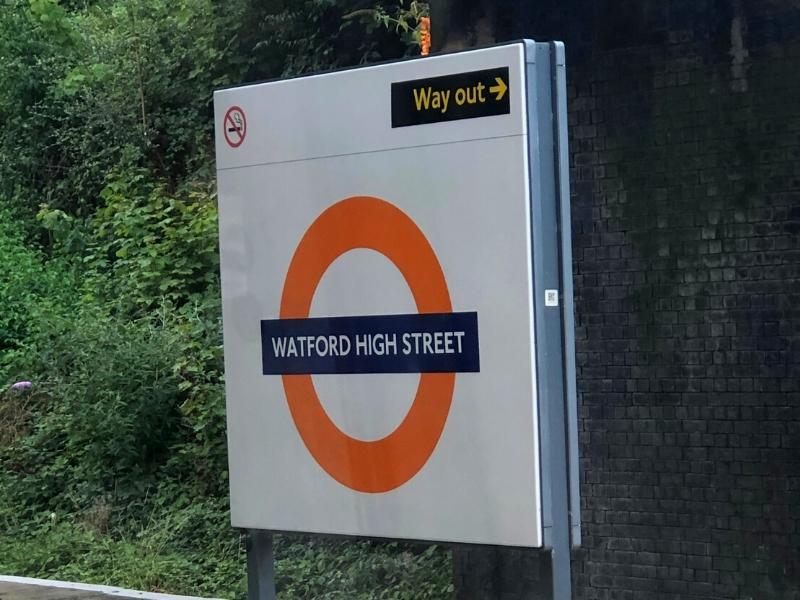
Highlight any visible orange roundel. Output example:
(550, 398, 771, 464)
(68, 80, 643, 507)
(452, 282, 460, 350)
(279, 196, 455, 493)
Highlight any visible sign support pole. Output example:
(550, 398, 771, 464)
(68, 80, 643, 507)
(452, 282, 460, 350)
(524, 41, 575, 600)
(246, 529, 276, 600)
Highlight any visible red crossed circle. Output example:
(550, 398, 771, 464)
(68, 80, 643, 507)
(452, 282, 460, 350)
(223, 106, 247, 148)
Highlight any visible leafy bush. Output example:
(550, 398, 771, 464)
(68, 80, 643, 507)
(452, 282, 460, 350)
(72, 176, 220, 314)
(1, 306, 185, 514)
(0, 0, 79, 220)
(0, 0, 266, 216)
(0, 209, 76, 359)
(164, 296, 228, 497)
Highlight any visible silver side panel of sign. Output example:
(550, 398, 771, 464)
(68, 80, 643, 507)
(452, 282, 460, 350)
(524, 38, 581, 600)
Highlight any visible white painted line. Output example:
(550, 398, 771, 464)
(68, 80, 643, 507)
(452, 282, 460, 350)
(0, 575, 223, 600)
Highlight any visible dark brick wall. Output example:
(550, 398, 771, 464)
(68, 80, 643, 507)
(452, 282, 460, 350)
(435, 0, 800, 598)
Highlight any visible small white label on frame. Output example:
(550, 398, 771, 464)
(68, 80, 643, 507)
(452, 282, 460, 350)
(545, 289, 559, 307)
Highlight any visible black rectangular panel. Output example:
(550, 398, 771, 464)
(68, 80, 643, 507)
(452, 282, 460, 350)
(391, 67, 510, 127)
(261, 312, 480, 374)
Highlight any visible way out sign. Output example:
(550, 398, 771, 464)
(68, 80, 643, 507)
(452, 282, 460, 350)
(214, 41, 579, 549)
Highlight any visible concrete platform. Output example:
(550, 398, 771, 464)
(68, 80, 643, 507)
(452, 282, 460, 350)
(0, 577, 220, 600)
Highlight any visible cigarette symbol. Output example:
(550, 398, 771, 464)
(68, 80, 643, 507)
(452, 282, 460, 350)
(228, 112, 243, 133)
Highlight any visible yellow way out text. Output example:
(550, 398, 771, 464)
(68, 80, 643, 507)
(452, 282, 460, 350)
(413, 82, 487, 114)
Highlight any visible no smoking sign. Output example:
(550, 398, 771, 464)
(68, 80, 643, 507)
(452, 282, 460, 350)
(223, 106, 246, 148)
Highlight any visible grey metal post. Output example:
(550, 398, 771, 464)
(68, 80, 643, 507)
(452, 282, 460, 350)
(550, 41, 582, 551)
(524, 40, 576, 600)
(247, 529, 276, 600)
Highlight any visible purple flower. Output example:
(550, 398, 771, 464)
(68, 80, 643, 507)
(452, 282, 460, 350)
(11, 381, 32, 390)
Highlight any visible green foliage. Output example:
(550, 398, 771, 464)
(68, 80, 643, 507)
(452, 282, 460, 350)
(165, 297, 228, 497)
(0, 210, 76, 357)
(344, 1, 429, 52)
(276, 538, 452, 599)
(27, 0, 77, 45)
(0, 509, 452, 599)
(0, 3, 76, 220)
(71, 176, 220, 313)
(53, 0, 246, 191)
(0, 505, 246, 598)
(1, 307, 185, 513)
(0, 0, 262, 216)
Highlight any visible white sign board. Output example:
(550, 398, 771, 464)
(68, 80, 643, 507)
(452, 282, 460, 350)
(215, 43, 553, 547)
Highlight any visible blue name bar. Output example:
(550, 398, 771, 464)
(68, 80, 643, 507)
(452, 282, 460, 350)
(261, 312, 480, 375)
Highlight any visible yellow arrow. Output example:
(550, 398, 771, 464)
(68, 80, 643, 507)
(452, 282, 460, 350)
(489, 76, 507, 101)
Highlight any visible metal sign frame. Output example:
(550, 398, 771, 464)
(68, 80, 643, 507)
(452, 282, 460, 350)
(215, 39, 579, 600)
(524, 40, 580, 599)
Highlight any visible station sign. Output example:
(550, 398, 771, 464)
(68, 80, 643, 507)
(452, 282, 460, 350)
(214, 41, 579, 549)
